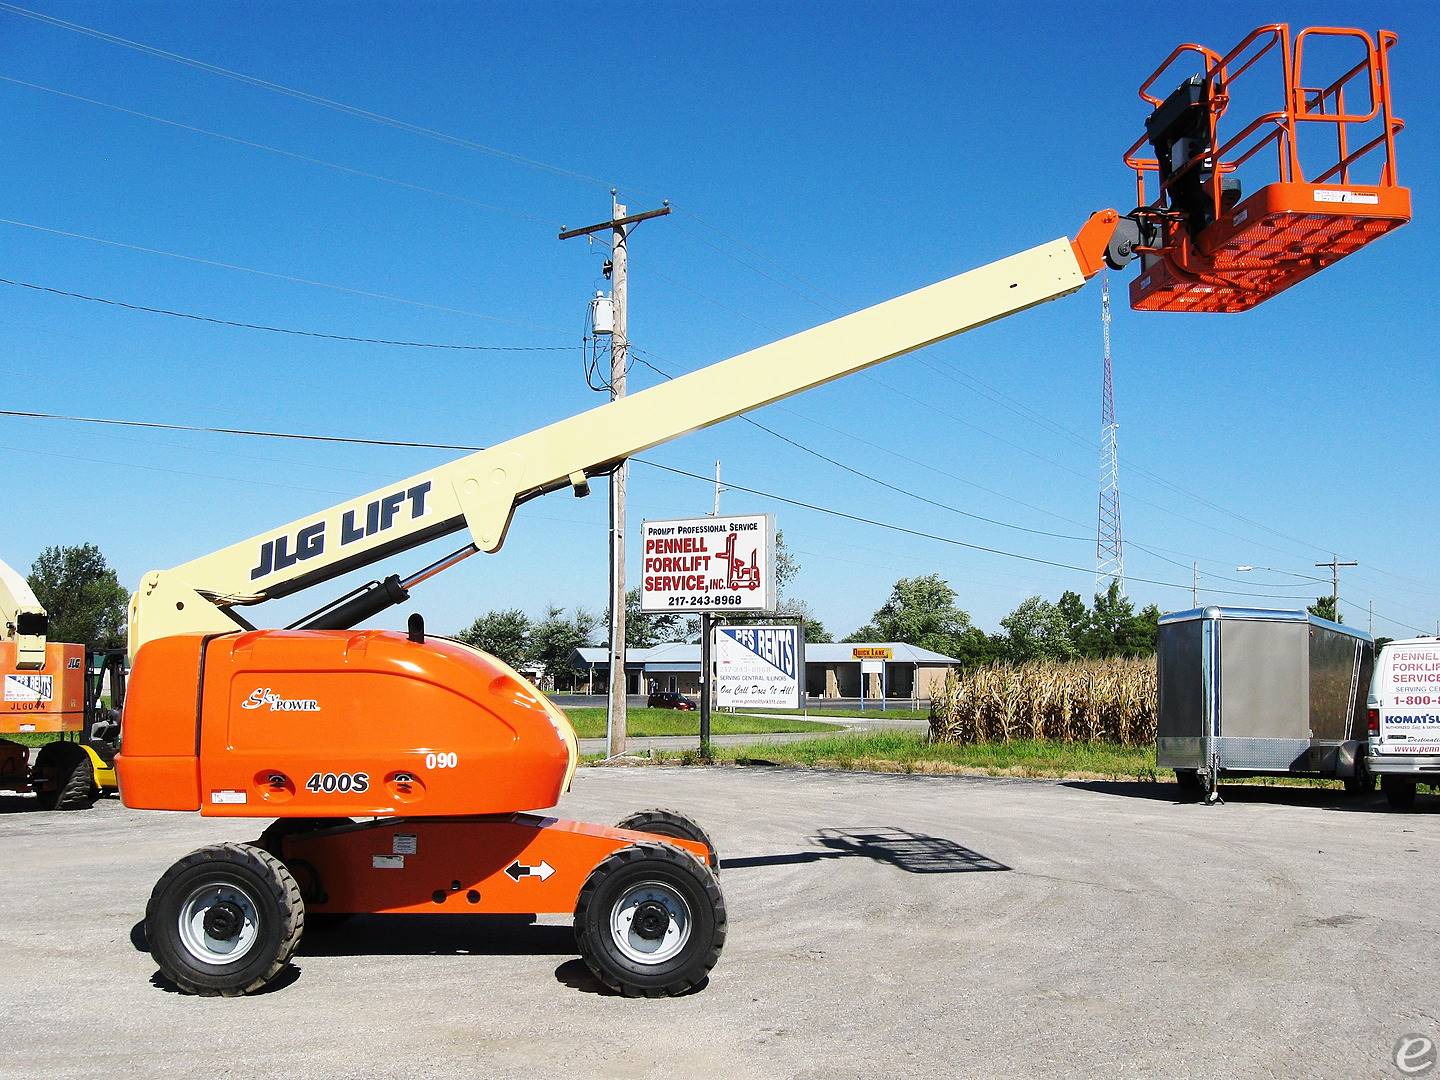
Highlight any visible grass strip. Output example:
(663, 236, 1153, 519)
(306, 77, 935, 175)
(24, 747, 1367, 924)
(560, 707, 841, 740)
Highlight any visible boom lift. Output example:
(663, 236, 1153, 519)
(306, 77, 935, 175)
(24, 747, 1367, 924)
(1, 557, 124, 809)
(115, 23, 1409, 998)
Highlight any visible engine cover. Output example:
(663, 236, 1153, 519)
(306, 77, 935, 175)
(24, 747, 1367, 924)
(117, 630, 578, 818)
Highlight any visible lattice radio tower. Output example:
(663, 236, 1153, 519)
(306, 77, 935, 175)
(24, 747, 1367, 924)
(1096, 274, 1124, 593)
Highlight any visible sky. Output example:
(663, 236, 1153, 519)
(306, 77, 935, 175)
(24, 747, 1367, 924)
(2, 0, 1437, 643)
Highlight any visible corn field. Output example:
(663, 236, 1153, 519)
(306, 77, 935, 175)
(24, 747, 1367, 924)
(929, 657, 1157, 747)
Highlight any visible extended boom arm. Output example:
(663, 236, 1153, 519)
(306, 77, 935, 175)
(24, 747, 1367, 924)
(129, 212, 1123, 655)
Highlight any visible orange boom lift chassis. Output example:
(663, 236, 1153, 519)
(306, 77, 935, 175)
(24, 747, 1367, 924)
(116, 23, 1409, 998)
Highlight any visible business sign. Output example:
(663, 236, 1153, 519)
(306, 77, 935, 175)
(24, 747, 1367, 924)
(640, 514, 776, 613)
(713, 623, 803, 709)
(1381, 644, 1440, 751)
(852, 647, 893, 661)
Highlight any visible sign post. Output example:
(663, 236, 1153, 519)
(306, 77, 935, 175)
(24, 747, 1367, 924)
(851, 647, 893, 712)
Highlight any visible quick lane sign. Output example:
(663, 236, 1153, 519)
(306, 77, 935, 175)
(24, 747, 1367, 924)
(851, 647, 893, 661)
(714, 624, 803, 710)
(640, 514, 776, 613)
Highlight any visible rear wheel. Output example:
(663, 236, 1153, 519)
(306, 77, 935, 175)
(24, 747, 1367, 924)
(615, 807, 720, 872)
(1383, 776, 1417, 810)
(146, 843, 304, 996)
(1343, 759, 1374, 795)
(33, 741, 98, 811)
(574, 841, 725, 997)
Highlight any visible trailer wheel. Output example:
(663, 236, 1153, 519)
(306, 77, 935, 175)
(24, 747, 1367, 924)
(1172, 769, 1202, 798)
(1344, 760, 1374, 796)
(146, 843, 304, 997)
(33, 741, 99, 811)
(1383, 776, 1417, 811)
(574, 841, 726, 997)
(615, 807, 720, 872)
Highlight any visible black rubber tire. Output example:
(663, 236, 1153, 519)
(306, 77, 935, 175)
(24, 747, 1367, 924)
(256, 818, 355, 929)
(615, 807, 720, 872)
(33, 742, 99, 811)
(574, 841, 725, 998)
(1344, 761, 1374, 796)
(145, 843, 304, 997)
(1173, 769, 1202, 798)
(1383, 776, 1417, 810)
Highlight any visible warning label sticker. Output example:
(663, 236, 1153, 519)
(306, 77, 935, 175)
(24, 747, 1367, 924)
(392, 834, 418, 855)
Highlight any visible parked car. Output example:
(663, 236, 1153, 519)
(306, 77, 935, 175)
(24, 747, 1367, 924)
(1367, 636, 1440, 809)
(647, 690, 697, 711)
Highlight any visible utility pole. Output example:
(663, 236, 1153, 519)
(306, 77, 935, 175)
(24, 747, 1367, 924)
(1315, 553, 1358, 618)
(699, 460, 722, 759)
(1369, 599, 1374, 637)
(1192, 561, 1199, 608)
(560, 192, 670, 757)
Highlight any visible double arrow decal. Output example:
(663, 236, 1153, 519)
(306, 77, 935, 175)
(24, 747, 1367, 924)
(504, 859, 555, 883)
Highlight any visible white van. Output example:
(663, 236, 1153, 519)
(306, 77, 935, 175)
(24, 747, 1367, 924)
(1367, 637, 1440, 809)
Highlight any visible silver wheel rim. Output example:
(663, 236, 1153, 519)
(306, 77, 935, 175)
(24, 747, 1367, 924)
(609, 879, 692, 965)
(177, 881, 261, 965)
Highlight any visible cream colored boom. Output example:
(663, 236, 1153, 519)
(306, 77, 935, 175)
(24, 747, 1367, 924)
(130, 230, 1095, 655)
(1, 556, 47, 669)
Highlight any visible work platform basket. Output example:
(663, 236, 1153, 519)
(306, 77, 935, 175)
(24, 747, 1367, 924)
(1124, 24, 1409, 313)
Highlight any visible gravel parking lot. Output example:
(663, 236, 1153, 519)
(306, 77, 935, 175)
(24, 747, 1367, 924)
(2, 768, 1435, 1079)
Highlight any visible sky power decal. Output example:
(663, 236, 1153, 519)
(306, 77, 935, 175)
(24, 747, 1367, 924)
(249, 481, 431, 580)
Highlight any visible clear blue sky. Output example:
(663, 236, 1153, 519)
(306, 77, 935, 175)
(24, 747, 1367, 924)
(2, 1, 1436, 641)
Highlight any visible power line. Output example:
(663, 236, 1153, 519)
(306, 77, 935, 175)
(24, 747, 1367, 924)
(0, 75, 553, 226)
(0, 277, 571, 351)
(629, 351, 1094, 546)
(0, 409, 481, 450)
(0, 217, 565, 332)
(0, 2, 616, 190)
(0, 407, 1318, 602)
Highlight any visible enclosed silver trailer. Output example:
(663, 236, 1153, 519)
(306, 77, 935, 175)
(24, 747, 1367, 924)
(1156, 607, 1374, 799)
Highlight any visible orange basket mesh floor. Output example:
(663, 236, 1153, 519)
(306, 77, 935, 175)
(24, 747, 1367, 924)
(1130, 182, 1411, 312)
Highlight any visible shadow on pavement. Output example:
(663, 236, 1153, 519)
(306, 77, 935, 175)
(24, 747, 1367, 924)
(724, 826, 1009, 874)
(1063, 779, 1435, 813)
(296, 913, 576, 957)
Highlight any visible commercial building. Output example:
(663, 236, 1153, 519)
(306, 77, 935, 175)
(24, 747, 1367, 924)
(572, 642, 962, 702)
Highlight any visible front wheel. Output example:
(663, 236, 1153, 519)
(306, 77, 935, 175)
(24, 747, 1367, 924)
(33, 741, 98, 811)
(574, 841, 725, 997)
(145, 843, 304, 996)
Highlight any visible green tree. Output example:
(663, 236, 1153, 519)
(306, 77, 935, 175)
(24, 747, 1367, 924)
(27, 543, 127, 649)
(530, 604, 599, 690)
(1000, 596, 1078, 663)
(849, 574, 974, 657)
(619, 587, 688, 649)
(775, 597, 831, 644)
(1056, 590, 1091, 653)
(1307, 595, 1341, 623)
(1083, 582, 1159, 658)
(454, 608, 531, 669)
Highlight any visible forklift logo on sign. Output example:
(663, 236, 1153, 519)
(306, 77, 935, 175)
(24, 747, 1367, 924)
(640, 514, 776, 613)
